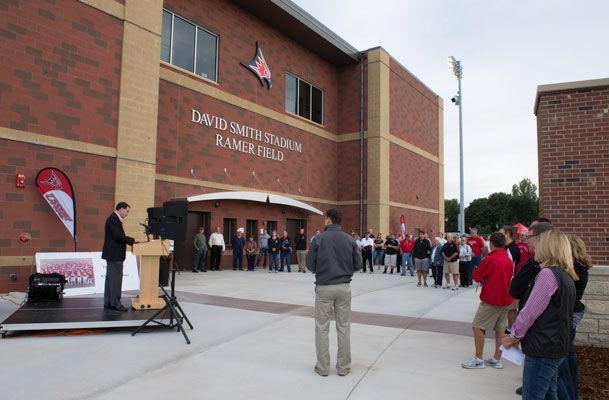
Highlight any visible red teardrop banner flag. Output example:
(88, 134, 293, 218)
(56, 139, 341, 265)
(36, 167, 77, 250)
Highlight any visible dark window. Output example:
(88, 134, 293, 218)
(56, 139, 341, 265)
(285, 74, 297, 114)
(267, 221, 277, 236)
(161, 10, 218, 81)
(160, 11, 172, 63)
(311, 86, 323, 124)
(223, 218, 236, 246)
(172, 16, 195, 72)
(285, 73, 323, 124)
(298, 80, 311, 120)
(195, 27, 217, 79)
(246, 220, 258, 242)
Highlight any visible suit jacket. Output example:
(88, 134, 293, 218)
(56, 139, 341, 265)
(101, 213, 135, 262)
(431, 245, 444, 266)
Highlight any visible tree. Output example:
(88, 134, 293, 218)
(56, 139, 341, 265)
(507, 195, 538, 226)
(444, 199, 459, 232)
(487, 192, 512, 229)
(509, 178, 538, 225)
(512, 178, 538, 200)
(465, 197, 490, 234)
(461, 178, 538, 234)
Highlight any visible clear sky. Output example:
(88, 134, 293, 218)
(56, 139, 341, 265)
(292, 0, 609, 206)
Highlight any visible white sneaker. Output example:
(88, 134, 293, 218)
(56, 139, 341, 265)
(461, 357, 484, 369)
(484, 358, 503, 369)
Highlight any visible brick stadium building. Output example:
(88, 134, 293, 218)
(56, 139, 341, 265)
(535, 78, 609, 266)
(0, 0, 443, 292)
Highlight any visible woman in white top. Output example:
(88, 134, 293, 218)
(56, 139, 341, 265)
(458, 237, 473, 288)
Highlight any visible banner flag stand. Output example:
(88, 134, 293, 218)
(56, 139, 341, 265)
(36, 167, 77, 251)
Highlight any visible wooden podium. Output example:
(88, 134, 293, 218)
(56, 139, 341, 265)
(131, 240, 170, 310)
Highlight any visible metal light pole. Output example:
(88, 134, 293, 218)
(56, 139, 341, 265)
(448, 56, 464, 234)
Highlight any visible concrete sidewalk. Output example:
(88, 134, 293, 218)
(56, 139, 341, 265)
(0, 269, 523, 400)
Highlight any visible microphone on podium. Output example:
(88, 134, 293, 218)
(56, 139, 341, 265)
(139, 222, 152, 230)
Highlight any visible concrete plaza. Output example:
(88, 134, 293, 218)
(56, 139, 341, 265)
(0, 269, 523, 399)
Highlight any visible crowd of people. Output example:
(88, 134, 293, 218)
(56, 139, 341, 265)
(191, 226, 317, 273)
(459, 218, 592, 400)
(190, 218, 591, 399)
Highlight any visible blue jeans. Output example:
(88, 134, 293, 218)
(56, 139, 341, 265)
(401, 253, 413, 275)
(233, 248, 243, 270)
(522, 354, 564, 400)
(256, 248, 268, 267)
(192, 247, 207, 271)
(269, 252, 279, 271)
(469, 256, 482, 285)
(373, 249, 384, 266)
(279, 251, 291, 272)
(557, 309, 585, 400)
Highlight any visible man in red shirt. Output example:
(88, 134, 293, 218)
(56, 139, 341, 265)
(399, 234, 414, 276)
(466, 228, 485, 286)
(462, 232, 514, 369)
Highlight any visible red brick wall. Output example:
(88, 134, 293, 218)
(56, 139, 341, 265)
(162, 0, 339, 133)
(390, 206, 439, 238)
(0, 0, 123, 147)
(0, 140, 116, 291)
(337, 63, 366, 135)
(337, 140, 366, 202)
(0, 1, 122, 292)
(537, 86, 609, 265)
(389, 144, 439, 211)
(389, 58, 439, 156)
(156, 78, 339, 201)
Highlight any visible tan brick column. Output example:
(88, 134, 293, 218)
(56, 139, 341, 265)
(366, 48, 391, 235)
(438, 98, 445, 232)
(115, 0, 163, 238)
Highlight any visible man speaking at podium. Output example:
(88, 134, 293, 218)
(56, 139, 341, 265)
(102, 202, 142, 311)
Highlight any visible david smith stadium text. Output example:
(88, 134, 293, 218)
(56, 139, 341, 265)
(191, 109, 303, 162)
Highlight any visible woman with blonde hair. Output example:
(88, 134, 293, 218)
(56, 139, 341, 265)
(502, 228, 576, 400)
(556, 234, 593, 400)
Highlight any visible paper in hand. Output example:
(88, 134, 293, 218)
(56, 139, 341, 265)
(500, 345, 524, 365)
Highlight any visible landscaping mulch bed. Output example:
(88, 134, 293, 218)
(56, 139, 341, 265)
(576, 345, 609, 400)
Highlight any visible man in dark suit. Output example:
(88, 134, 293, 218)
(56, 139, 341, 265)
(102, 202, 140, 311)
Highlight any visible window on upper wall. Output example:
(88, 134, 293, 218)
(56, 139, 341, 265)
(285, 73, 323, 125)
(161, 9, 218, 81)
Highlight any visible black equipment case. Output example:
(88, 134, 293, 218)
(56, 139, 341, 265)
(27, 273, 66, 302)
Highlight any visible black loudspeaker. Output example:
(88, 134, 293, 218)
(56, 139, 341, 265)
(163, 200, 188, 241)
(147, 207, 164, 236)
(27, 273, 65, 302)
(159, 256, 171, 287)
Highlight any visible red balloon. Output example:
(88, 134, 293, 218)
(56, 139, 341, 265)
(19, 232, 31, 243)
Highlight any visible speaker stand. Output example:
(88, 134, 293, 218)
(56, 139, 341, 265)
(131, 258, 193, 344)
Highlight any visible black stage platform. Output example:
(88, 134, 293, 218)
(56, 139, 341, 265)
(0, 297, 171, 337)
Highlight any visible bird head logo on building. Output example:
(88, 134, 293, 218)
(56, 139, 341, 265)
(241, 41, 272, 89)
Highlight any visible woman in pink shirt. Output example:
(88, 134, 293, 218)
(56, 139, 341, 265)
(502, 228, 577, 400)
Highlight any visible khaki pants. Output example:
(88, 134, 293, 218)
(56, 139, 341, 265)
(297, 250, 307, 271)
(315, 283, 351, 374)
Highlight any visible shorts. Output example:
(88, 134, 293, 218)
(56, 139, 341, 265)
(385, 254, 397, 267)
(445, 260, 459, 274)
(414, 258, 429, 272)
(472, 301, 509, 333)
(508, 298, 519, 311)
